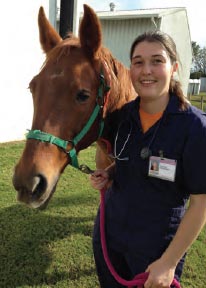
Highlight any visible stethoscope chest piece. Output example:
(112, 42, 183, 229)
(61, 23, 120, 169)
(140, 147, 151, 160)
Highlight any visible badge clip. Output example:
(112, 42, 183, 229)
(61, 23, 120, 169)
(159, 150, 164, 159)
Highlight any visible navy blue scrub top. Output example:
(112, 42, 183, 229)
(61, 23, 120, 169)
(103, 94, 206, 259)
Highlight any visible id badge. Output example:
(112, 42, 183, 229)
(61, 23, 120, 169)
(148, 156, 177, 182)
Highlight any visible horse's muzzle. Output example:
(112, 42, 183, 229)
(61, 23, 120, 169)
(12, 169, 58, 209)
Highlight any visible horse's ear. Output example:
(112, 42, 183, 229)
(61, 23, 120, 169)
(79, 4, 102, 59)
(38, 6, 62, 54)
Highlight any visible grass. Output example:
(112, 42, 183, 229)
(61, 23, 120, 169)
(189, 92, 206, 111)
(0, 142, 99, 288)
(0, 141, 206, 287)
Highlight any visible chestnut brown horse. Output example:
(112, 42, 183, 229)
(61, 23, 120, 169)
(13, 5, 136, 209)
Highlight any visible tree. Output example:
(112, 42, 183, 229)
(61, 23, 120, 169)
(196, 47, 206, 75)
(192, 41, 200, 58)
(192, 42, 206, 76)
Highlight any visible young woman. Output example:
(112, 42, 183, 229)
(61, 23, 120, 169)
(90, 31, 206, 288)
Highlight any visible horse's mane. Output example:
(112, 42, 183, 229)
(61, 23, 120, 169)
(41, 34, 136, 114)
(97, 47, 135, 113)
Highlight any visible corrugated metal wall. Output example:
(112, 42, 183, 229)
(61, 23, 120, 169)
(200, 77, 206, 92)
(100, 18, 161, 67)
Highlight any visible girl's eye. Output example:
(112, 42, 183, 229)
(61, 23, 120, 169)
(132, 60, 143, 66)
(153, 58, 163, 64)
(76, 90, 90, 103)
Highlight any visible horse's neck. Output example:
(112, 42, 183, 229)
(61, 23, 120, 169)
(95, 49, 136, 168)
(96, 57, 136, 169)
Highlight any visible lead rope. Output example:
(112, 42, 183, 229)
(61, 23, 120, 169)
(99, 188, 181, 288)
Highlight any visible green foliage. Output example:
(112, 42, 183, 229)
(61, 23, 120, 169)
(190, 71, 202, 79)
(0, 142, 206, 287)
(192, 41, 201, 58)
(191, 42, 206, 75)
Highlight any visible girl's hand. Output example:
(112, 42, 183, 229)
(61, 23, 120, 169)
(144, 258, 176, 288)
(89, 169, 109, 190)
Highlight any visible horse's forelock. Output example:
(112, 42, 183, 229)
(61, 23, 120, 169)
(41, 36, 80, 69)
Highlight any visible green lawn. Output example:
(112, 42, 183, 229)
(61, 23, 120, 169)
(189, 92, 206, 111)
(0, 142, 99, 288)
(0, 142, 206, 287)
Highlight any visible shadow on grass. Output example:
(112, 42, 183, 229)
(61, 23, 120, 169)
(0, 195, 96, 287)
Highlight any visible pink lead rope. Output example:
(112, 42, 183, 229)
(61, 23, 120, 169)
(99, 188, 181, 288)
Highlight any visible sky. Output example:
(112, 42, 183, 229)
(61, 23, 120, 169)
(79, 0, 206, 47)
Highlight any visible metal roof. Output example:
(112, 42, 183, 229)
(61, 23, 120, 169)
(95, 7, 186, 20)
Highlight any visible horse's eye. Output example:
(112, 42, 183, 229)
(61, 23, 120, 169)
(76, 90, 90, 103)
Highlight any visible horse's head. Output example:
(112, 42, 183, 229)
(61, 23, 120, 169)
(13, 5, 112, 209)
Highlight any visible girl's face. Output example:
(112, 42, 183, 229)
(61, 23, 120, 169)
(130, 41, 177, 102)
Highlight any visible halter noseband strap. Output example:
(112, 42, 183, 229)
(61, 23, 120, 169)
(26, 68, 110, 169)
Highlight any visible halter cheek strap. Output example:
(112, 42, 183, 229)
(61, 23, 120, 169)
(26, 68, 110, 169)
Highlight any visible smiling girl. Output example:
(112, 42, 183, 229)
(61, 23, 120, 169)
(90, 31, 206, 288)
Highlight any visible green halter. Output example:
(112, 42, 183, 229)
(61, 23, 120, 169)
(26, 71, 110, 169)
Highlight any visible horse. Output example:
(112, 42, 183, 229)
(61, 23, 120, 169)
(12, 4, 136, 209)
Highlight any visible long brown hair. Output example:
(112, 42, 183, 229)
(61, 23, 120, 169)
(130, 31, 189, 110)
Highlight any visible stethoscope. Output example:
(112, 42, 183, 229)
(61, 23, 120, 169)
(110, 120, 132, 161)
(111, 114, 164, 161)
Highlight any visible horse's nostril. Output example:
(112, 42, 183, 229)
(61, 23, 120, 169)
(31, 174, 47, 201)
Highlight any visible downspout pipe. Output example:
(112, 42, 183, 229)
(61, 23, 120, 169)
(59, 0, 74, 38)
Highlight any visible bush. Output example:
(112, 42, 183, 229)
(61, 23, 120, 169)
(190, 71, 202, 79)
